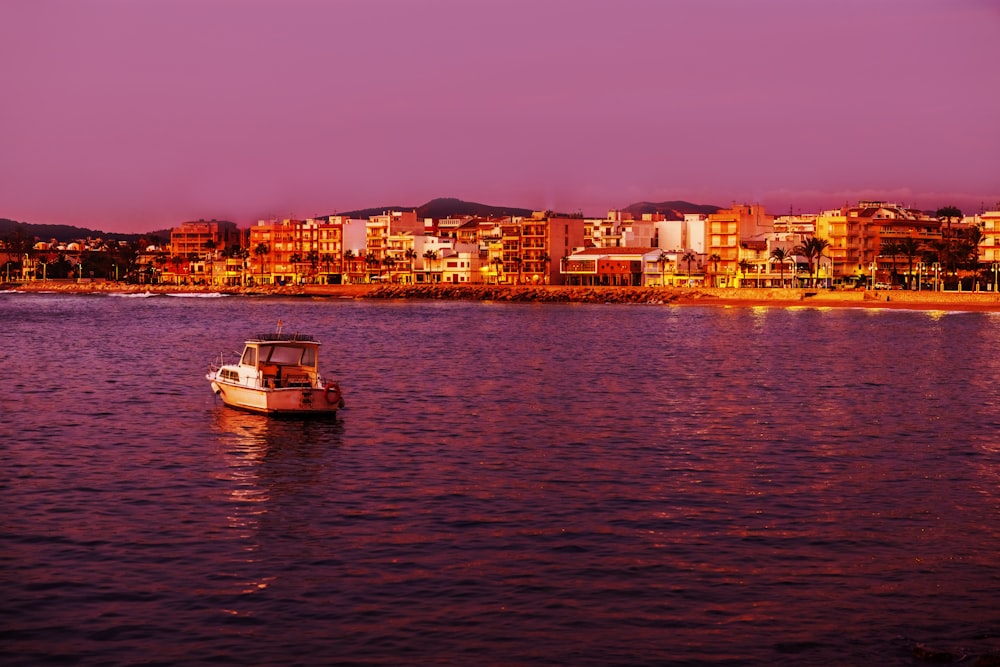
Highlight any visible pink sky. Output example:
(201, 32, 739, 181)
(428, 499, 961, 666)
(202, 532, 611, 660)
(2, 0, 998, 234)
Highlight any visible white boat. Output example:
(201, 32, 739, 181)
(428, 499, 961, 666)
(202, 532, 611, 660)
(207, 327, 344, 416)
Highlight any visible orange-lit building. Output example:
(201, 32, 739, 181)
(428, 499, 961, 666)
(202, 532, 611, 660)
(495, 212, 586, 285)
(170, 220, 240, 258)
(705, 204, 773, 286)
(561, 247, 662, 286)
(822, 202, 941, 285)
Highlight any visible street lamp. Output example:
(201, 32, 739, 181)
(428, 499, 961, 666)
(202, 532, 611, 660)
(993, 262, 998, 293)
(870, 262, 876, 289)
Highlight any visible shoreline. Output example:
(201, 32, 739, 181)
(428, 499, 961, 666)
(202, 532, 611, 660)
(6, 280, 1000, 313)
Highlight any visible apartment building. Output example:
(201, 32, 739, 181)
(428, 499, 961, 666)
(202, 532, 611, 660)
(654, 213, 707, 254)
(170, 220, 240, 258)
(365, 210, 421, 266)
(838, 202, 941, 285)
(495, 212, 585, 285)
(561, 247, 663, 286)
(705, 204, 773, 286)
(977, 211, 1000, 265)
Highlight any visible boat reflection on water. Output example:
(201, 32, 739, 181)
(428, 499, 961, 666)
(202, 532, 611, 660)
(209, 408, 345, 536)
(210, 406, 345, 462)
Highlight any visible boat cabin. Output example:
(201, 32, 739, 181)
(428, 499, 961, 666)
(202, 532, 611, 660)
(239, 333, 321, 389)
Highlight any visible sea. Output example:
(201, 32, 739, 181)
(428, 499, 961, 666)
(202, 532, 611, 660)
(2, 290, 999, 666)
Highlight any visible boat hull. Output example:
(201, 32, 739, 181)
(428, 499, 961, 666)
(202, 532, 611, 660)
(210, 377, 342, 415)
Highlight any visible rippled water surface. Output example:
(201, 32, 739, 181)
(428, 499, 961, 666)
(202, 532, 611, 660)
(2, 292, 999, 665)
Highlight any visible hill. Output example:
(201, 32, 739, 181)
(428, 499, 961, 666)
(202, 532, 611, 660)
(0, 218, 170, 244)
(335, 197, 535, 220)
(621, 200, 721, 220)
(337, 197, 721, 220)
(3, 198, 722, 242)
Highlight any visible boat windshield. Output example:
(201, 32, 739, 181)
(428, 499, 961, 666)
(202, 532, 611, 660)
(259, 344, 316, 367)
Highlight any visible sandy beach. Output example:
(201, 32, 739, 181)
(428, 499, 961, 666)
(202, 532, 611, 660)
(7, 280, 1000, 313)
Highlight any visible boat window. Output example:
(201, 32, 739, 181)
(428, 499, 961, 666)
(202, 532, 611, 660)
(240, 346, 257, 366)
(267, 345, 303, 365)
(301, 347, 316, 367)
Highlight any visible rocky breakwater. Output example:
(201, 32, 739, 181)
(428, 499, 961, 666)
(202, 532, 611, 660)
(367, 284, 688, 304)
(9, 280, 311, 297)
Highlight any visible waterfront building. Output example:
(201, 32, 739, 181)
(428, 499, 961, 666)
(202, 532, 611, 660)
(654, 213, 708, 255)
(705, 204, 773, 286)
(837, 202, 941, 287)
(588, 211, 626, 248)
(365, 210, 421, 269)
(976, 211, 1000, 291)
(168, 220, 241, 285)
(518, 214, 555, 284)
(979, 211, 1000, 263)
(585, 210, 656, 249)
(248, 218, 329, 285)
(812, 209, 857, 283)
(309, 216, 361, 284)
(561, 247, 663, 286)
(440, 243, 485, 284)
(494, 212, 585, 285)
(170, 220, 240, 258)
(385, 231, 416, 283)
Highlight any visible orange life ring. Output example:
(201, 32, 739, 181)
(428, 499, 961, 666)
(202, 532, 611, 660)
(324, 381, 342, 405)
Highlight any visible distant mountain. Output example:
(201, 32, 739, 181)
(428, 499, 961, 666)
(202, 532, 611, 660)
(335, 197, 535, 220)
(621, 201, 721, 220)
(0, 218, 188, 245)
(3, 198, 722, 243)
(0, 218, 165, 243)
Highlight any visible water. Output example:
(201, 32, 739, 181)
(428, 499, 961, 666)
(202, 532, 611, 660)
(2, 292, 999, 665)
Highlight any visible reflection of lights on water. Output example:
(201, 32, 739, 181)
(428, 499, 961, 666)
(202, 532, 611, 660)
(211, 409, 274, 537)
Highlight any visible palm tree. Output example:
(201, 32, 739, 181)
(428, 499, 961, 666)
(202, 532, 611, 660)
(320, 253, 335, 283)
(896, 238, 923, 289)
(381, 255, 397, 282)
(154, 254, 168, 283)
(656, 251, 669, 286)
(794, 237, 831, 287)
(253, 243, 270, 283)
(682, 250, 697, 284)
(707, 253, 721, 287)
(365, 252, 379, 281)
(511, 255, 522, 284)
(404, 248, 417, 284)
(539, 252, 552, 284)
(880, 241, 901, 286)
(769, 247, 790, 288)
(936, 205, 963, 235)
(422, 249, 437, 283)
(490, 256, 504, 284)
(964, 224, 985, 289)
(170, 255, 185, 284)
(935, 206, 963, 279)
(289, 253, 303, 284)
(343, 249, 356, 284)
(306, 250, 320, 284)
(233, 247, 249, 285)
(737, 258, 753, 287)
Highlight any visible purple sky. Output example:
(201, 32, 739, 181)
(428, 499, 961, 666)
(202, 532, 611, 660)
(2, 0, 998, 234)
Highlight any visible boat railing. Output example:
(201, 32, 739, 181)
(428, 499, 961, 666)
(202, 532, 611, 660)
(251, 333, 316, 342)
